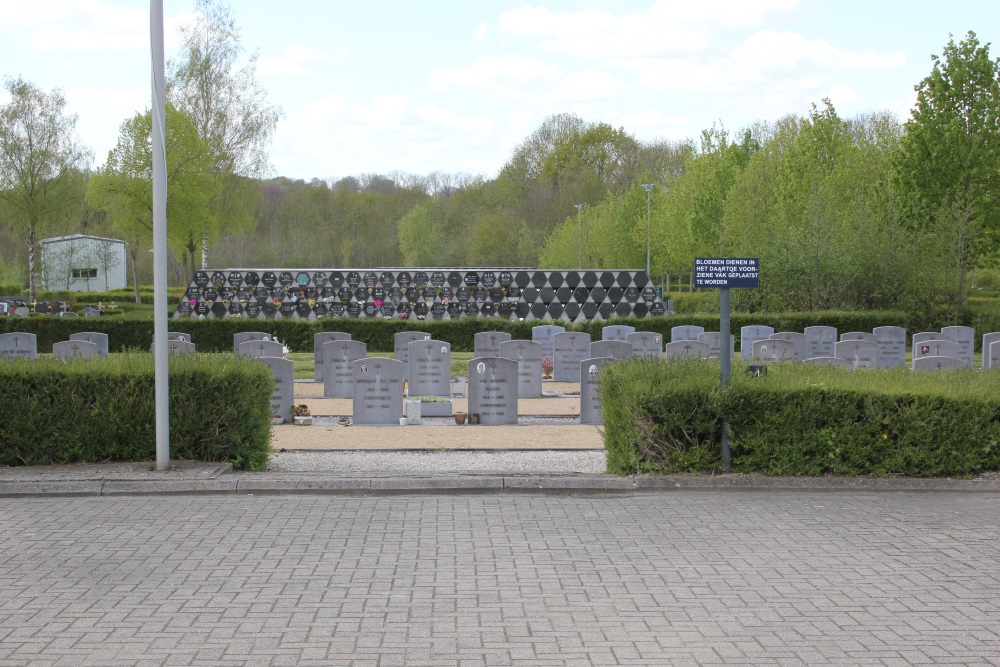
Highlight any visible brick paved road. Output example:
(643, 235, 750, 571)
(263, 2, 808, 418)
(0, 492, 998, 666)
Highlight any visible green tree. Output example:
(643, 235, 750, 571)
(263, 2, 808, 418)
(87, 105, 217, 302)
(894, 31, 1000, 323)
(0, 77, 92, 301)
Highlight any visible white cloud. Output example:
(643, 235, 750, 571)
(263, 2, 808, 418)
(259, 45, 341, 78)
(68, 85, 149, 167)
(475, 23, 490, 42)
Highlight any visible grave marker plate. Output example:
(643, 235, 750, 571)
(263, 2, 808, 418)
(313, 331, 351, 382)
(408, 339, 451, 397)
(982, 333, 1000, 369)
(752, 339, 797, 362)
(237, 340, 284, 359)
(323, 340, 367, 398)
(670, 325, 704, 342)
(53, 340, 100, 360)
(498, 340, 543, 398)
(166, 340, 196, 356)
(352, 357, 404, 425)
(394, 331, 431, 380)
(804, 326, 837, 358)
(834, 340, 879, 368)
(840, 331, 877, 343)
(740, 326, 774, 360)
(912, 338, 964, 367)
(873, 326, 906, 368)
(590, 340, 632, 360)
(69, 332, 109, 357)
(467, 357, 518, 425)
(803, 356, 851, 368)
(260, 356, 294, 423)
(696, 332, 735, 359)
(626, 331, 663, 358)
(0, 332, 37, 360)
(665, 340, 711, 360)
(601, 325, 635, 341)
(531, 325, 565, 359)
(913, 356, 965, 372)
(233, 332, 271, 352)
(941, 326, 975, 367)
(553, 332, 591, 381)
(768, 332, 807, 361)
(474, 331, 511, 359)
(580, 357, 614, 425)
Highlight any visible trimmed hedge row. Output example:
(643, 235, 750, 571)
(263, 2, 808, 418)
(2, 310, 912, 353)
(0, 353, 273, 470)
(602, 358, 1000, 478)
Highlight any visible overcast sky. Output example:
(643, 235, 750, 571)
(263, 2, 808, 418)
(2, 0, 999, 182)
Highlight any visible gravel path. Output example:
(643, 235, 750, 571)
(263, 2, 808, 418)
(267, 449, 608, 474)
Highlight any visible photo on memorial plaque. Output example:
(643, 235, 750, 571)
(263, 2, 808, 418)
(498, 272, 513, 287)
(380, 272, 394, 287)
(430, 271, 446, 287)
(346, 271, 361, 287)
(244, 271, 259, 286)
(481, 271, 496, 287)
(261, 271, 277, 287)
(313, 272, 328, 287)
(414, 271, 429, 286)
(195, 302, 210, 317)
(313, 302, 328, 318)
(347, 302, 362, 317)
(457, 287, 470, 302)
(203, 288, 218, 302)
(227, 271, 243, 287)
(363, 271, 378, 287)
(194, 271, 209, 287)
(279, 271, 294, 286)
(355, 287, 369, 302)
(397, 271, 411, 287)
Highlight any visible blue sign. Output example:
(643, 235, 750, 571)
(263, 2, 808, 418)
(694, 258, 760, 288)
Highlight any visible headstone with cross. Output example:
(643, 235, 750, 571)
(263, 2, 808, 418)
(590, 340, 632, 360)
(233, 332, 271, 352)
(752, 339, 797, 363)
(665, 340, 711, 360)
(352, 357, 404, 425)
(805, 326, 838, 358)
(670, 325, 704, 343)
(803, 356, 851, 368)
(236, 340, 284, 359)
(941, 326, 975, 367)
(531, 324, 565, 359)
(840, 331, 877, 343)
(0, 332, 37, 360)
(982, 332, 1000, 370)
(740, 326, 774, 360)
(313, 331, 351, 382)
(498, 339, 543, 398)
(834, 340, 879, 369)
(553, 331, 592, 381)
(626, 331, 664, 359)
(601, 325, 635, 342)
(911, 338, 964, 368)
(164, 340, 196, 357)
(873, 326, 906, 368)
(696, 331, 735, 359)
(768, 332, 807, 361)
(52, 340, 100, 361)
(323, 340, 367, 398)
(474, 331, 511, 359)
(407, 339, 451, 397)
(69, 332, 109, 358)
(580, 357, 615, 425)
(393, 331, 431, 381)
(467, 356, 518, 425)
(912, 355, 965, 372)
(260, 356, 294, 423)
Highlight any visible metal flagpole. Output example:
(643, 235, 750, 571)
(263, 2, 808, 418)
(151, 0, 170, 470)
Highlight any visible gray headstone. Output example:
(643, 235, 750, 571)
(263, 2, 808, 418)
(665, 340, 711, 360)
(531, 325, 565, 359)
(988, 340, 1000, 371)
(670, 325, 704, 342)
(840, 331, 877, 343)
(982, 333, 1000, 370)
(0, 332, 37, 360)
(912, 339, 965, 367)
(911, 331, 948, 350)
(752, 339, 797, 362)
(740, 326, 774, 360)
(768, 332, 807, 361)
(834, 340, 879, 369)
(499, 339, 543, 398)
(322, 340, 367, 398)
(941, 326, 975, 367)
(53, 340, 100, 361)
(69, 332, 109, 357)
(912, 356, 966, 372)
(13, 307, 28, 317)
(237, 340, 284, 359)
(313, 332, 351, 382)
(553, 331, 592, 382)
(804, 326, 837, 358)
(166, 340, 196, 356)
(407, 339, 451, 398)
(626, 331, 664, 358)
(260, 356, 294, 424)
(233, 332, 271, 352)
(590, 340, 633, 360)
(474, 331, 511, 359)
(580, 358, 614, 425)
(168, 332, 192, 343)
(394, 331, 431, 380)
(602, 325, 635, 341)
(352, 357, 404, 425)
(803, 356, 852, 368)
(696, 332, 734, 359)
(467, 357, 518, 425)
(873, 326, 906, 369)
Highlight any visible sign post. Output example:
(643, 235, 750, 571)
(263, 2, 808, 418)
(694, 257, 760, 472)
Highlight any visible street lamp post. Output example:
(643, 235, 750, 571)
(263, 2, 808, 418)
(641, 184, 655, 278)
(574, 204, 584, 270)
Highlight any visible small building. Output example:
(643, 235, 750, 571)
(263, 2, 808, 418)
(40, 234, 128, 293)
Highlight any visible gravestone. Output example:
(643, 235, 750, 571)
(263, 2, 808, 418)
(982, 333, 1000, 369)
(313, 331, 351, 382)
(166, 340, 196, 356)
(873, 326, 907, 369)
(531, 325, 565, 359)
(580, 357, 614, 425)
(407, 339, 451, 398)
(590, 340, 632, 360)
(803, 356, 851, 368)
(665, 340, 711, 360)
(0, 333, 37, 360)
(237, 340, 284, 359)
(912, 356, 966, 372)
(912, 338, 964, 367)
(941, 326, 975, 367)
(601, 325, 635, 341)
(233, 332, 271, 352)
(696, 332, 735, 359)
(323, 340, 367, 398)
(840, 331, 877, 343)
(752, 339, 797, 362)
(670, 325, 704, 343)
(467, 357, 518, 425)
(911, 331, 951, 367)
(988, 340, 1000, 371)
(740, 326, 774, 360)
(499, 340, 543, 398)
(768, 332, 807, 361)
(626, 331, 663, 358)
(474, 331, 512, 359)
(168, 332, 192, 343)
(804, 326, 837, 358)
(394, 331, 431, 380)
(69, 332, 109, 358)
(553, 332, 591, 382)
(260, 356, 294, 424)
(53, 340, 100, 361)
(352, 357, 404, 425)
(834, 340, 879, 369)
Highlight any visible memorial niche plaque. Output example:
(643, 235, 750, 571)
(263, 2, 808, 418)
(262, 302, 277, 317)
(650, 302, 666, 316)
(184, 286, 200, 300)
(236, 289, 251, 304)
(364, 303, 378, 317)
(641, 286, 657, 301)
(279, 271, 294, 287)
(352, 357, 404, 425)
(397, 272, 411, 287)
(244, 271, 260, 286)
(329, 272, 344, 288)
(498, 272, 513, 286)
(468, 357, 518, 425)
(490, 287, 504, 302)
(405, 287, 419, 301)
(447, 303, 462, 317)
(203, 288, 218, 302)
(474, 287, 488, 302)
(463, 302, 478, 316)
(414, 271, 429, 286)
(313, 272, 328, 287)
(195, 302, 210, 317)
(456, 287, 470, 302)
(338, 286, 354, 303)
(464, 272, 480, 287)
(177, 301, 192, 316)
(331, 305, 345, 317)
(261, 272, 277, 287)
(254, 287, 269, 302)
(272, 287, 286, 301)
(422, 286, 436, 300)
(481, 271, 496, 287)
(431, 302, 446, 318)
(227, 303, 240, 316)
(396, 303, 411, 317)
(413, 302, 428, 319)
(227, 271, 243, 287)
(194, 271, 209, 288)
(347, 302, 361, 317)
(481, 303, 497, 317)
(363, 271, 378, 287)
(380, 272, 394, 287)
(305, 287, 318, 301)
(498, 302, 513, 318)
(624, 287, 640, 303)
(430, 271, 446, 288)
(296, 301, 311, 317)
(371, 287, 386, 302)
(354, 287, 369, 302)
(279, 302, 296, 318)
(448, 271, 463, 288)
(245, 303, 261, 317)
(313, 302, 328, 318)
(389, 287, 402, 303)
(380, 304, 394, 318)
(346, 271, 361, 287)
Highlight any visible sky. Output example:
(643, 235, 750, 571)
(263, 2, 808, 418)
(2, 0, 1000, 183)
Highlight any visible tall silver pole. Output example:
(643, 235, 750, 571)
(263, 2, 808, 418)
(641, 184, 655, 278)
(574, 204, 584, 270)
(720, 287, 731, 473)
(151, 0, 170, 471)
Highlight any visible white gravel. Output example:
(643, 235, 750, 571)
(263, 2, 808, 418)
(267, 450, 608, 474)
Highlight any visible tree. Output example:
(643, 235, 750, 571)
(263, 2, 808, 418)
(0, 77, 92, 301)
(894, 31, 1000, 323)
(87, 105, 217, 302)
(168, 0, 281, 269)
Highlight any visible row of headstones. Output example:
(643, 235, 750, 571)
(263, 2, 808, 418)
(0, 331, 200, 361)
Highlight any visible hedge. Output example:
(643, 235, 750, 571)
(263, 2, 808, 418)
(0, 353, 273, 470)
(601, 358, 1000, 478)
(2, 310, 915, 353)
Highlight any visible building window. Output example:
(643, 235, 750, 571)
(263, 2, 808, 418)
(71, 268, 98, 279)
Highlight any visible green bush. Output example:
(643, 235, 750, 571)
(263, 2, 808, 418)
(601, 358, 1000, 477)
(0, 353, 272, 470)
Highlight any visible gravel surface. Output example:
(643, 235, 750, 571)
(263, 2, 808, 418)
(267, 449, 608, 474)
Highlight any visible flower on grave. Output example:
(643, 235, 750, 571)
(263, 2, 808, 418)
(291, 404, 311, 417)
(189, 299, 197, 307)
(399, 311, 409, 319)
(374, 299, 383, 308)
(541, 356, 554, 376)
